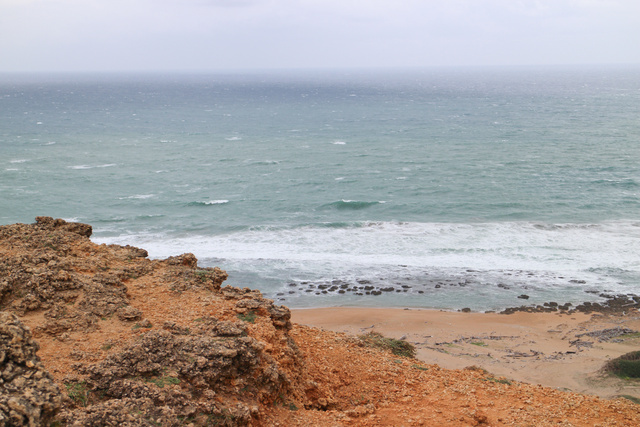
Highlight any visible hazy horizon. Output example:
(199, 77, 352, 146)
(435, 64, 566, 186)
(2, 1, 639, 73)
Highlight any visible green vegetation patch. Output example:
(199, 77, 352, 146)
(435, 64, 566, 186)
(604, 351, 640, 379)
(236, 311, 257, 323)
(145, 375, 181, 388)
(619, 332, 640, 340)
(484, 377, 512, 385)
(358, 332, 416, 358)
(65, 381, 89, 407)
(619, 395, 640, 404)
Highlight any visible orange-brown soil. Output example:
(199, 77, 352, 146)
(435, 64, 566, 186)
(2, 217, 640, 426)
(293, 307, 640, 401)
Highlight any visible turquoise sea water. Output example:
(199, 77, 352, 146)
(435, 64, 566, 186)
(2, 66, 639, 310)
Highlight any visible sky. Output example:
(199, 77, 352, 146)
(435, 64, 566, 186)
(1, 0, 639, 73)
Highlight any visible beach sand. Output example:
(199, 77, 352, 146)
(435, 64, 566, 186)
(292, 307, 640, 400)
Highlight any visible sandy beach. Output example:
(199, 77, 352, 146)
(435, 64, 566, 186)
(292, 307, 640, 400)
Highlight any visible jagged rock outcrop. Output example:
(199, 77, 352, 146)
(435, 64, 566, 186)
(0, 312, 64, 426)
(0, 217, 306, 426)
(61, 320, 287, 426)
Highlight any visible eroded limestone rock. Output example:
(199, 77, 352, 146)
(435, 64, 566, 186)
(0, 312, 64, 426)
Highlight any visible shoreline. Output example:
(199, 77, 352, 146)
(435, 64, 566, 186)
(285, 289, 640, 315)
(292, 306, 640, 400)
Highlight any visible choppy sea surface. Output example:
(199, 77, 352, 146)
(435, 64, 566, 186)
(2, 66, 639, 311)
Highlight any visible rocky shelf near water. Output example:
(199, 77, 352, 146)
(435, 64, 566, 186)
(499, 293, 640, 315)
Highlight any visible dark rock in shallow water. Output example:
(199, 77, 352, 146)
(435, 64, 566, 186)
(517, 294, 530, 300)
(381, 287, 394, 292)
(501, 293, 640, 315)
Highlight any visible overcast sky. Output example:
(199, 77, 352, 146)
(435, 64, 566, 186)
(1, 0, 639, 72)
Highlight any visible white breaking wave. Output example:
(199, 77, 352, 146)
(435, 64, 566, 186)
(119, 194, 156, 200)
(68, 164, 117, 170)
(93, 220, 640, 290)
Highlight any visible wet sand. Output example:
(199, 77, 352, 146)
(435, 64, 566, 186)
(292, 307, 640, 399)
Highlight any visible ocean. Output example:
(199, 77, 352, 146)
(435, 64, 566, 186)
(2, 66, 639, 311)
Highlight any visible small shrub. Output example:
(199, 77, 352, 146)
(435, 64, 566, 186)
(358, 332, 416, 358)
(604, 351, 640, 379)
(465, 365, 489, 374)
(65, 381, 89, 406)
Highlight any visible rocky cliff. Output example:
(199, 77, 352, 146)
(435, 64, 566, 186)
(1, 217, 639, 426)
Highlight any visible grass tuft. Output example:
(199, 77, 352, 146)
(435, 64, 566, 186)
(237, 311, 257, 323)
(65, 381, 89, 407)
(146, 375, 181, 388)
(358, 332, 416, 358)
